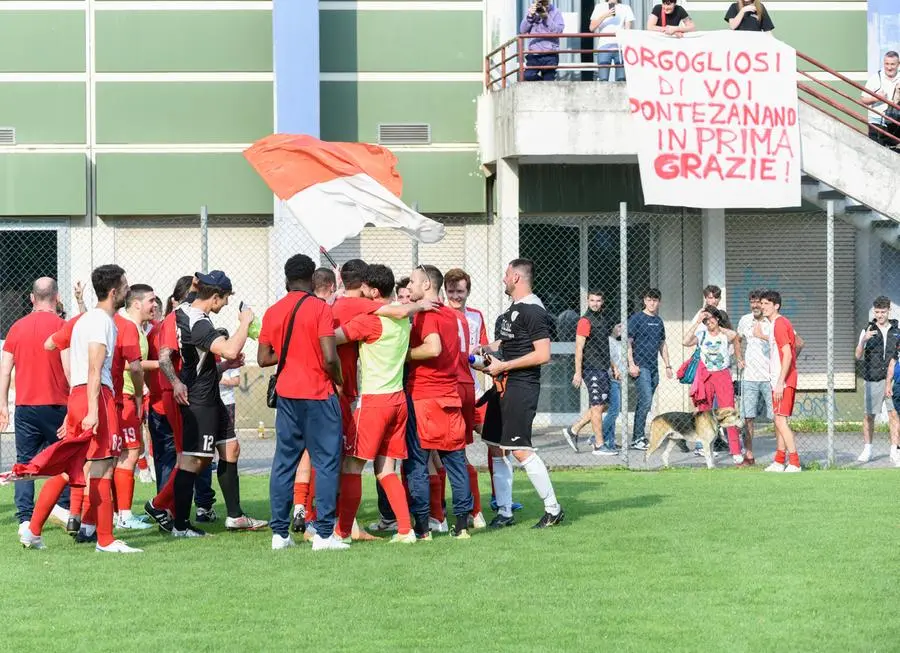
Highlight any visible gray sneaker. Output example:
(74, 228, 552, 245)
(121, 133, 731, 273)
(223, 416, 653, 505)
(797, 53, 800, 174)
(591, 445, 618, 456)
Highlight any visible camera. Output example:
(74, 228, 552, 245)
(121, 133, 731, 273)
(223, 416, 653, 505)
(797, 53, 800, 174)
(535, 0, 549, 16)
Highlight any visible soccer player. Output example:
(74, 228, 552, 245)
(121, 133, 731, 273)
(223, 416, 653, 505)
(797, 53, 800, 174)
(407, 264, 474, 539)
(21, 264, 143, 553)
(260, 255, 345, 551)
(166, 271, 266, 536)
(478, 259, 564, 528)
(0, 277, 71, 537)
(757, 290, 802, 473)
(313, 267, 337, 302)
(334, 264, 416, 543)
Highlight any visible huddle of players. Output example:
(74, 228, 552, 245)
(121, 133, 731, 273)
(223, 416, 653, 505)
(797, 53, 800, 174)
(261, 255, 565, 551)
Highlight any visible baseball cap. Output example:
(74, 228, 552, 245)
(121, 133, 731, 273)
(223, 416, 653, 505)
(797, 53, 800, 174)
(195, 270, 233, 294)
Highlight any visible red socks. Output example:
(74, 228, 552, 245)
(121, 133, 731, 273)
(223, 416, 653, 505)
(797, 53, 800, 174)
(114, 467, 134, 513)
(293, 481, 309, 507)
(774, 449, 786, 465)
(70, 485, 84, 520)
(428, 474, 445, 522)
(467, 464, 482, 516)
(788, 452, 800, 467)
(92, 478, 115, 547)
(379, 474, 412, 535)
(438, 467, 447, 503)
(153, 468, 177, 512)
(335, 473, 362, 538)
(30, 475, 69, 536)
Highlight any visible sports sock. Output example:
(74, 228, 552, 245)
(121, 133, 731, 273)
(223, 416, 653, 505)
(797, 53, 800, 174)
(336, 473, 362, 538)
(136, 455, 149, 471)
(293, 481, 309, 508)
(114, 467, 135, 514)
(379, 474, 412, 535)
(491, 456, 513, 517)
(154, 467, 178, 512)
(30, 475, 69, 536)
(788, 452, 800, 467)
(520, 453, 560, 516)
(173, 469, 197, 530)
(487, 455, 496, 498)
(81, 485, 95, 526)
(217, 460, 243, 519)
(774, 449, 786, 465)
(69, 485, 84, 519)
(466, 464, 482, 516)
(428, 474, 445, 522)
(93, 478, 115, 548)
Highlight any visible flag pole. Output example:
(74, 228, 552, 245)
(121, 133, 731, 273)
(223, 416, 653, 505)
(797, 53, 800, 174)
(320, 246, 338, 270)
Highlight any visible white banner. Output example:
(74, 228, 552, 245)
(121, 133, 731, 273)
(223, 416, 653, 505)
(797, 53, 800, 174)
(619, 31, 801, 209)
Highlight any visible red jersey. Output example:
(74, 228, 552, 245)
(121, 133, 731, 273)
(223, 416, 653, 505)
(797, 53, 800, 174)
(770, 315, 799, 388)
(156, 311, 183, 393)
(50, 313, 81, 351)
(2, 311, 68, 406)
(112, 313, 142, 403)
(259, 291, 336, 400)
(408, 304, 462, 399)
(145, 320, 165, 413)
(452, 310, 473, 386)
(331, 296, 381, 399)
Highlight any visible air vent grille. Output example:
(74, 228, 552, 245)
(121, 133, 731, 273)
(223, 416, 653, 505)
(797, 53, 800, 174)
(377, 123, 431, 146)
(0, 128, 16, 146)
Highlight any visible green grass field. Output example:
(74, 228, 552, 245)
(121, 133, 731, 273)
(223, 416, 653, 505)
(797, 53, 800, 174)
(2, 469, 899, 652)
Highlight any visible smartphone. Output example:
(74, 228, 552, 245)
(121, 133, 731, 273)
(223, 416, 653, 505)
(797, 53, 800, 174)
(239, 301, 247, 312)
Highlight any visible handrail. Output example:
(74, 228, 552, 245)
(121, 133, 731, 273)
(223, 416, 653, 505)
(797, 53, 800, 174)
(484, 33, 900, 147)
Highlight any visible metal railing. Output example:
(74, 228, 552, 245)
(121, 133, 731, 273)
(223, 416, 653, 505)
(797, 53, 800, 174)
(485, 34, 900, 147)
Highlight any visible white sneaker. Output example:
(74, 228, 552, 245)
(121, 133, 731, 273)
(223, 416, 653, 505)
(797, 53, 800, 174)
(857, 445, 872, 463)
(49, 505, 69, 526)
(732, 454, 744, 465)
(311, 533, 350, 551)
(17, 521, 31, 538)
(429, 517, 448, 533)
(470, 512, 487, 529)
(890, 447, 900, 464)
(783, 464, 802, 473)
(20, 528, 45, 549)
(225, 515, 268, 531)
(137, 467, 154, 484)
(96, 539, 143, 553)
(272, 534, 296, 550)
(764, 462, 785, 473)
(367, 518, 399, 533)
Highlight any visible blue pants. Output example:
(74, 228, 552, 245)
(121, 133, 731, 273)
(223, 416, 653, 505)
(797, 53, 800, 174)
(602, 379, 621, 448)
(595, 49, 625, 82)
(271, 395, 342, 538)
(434, 449, 474, 518)
(633, 366, 659, 442)
(148, 407, 215, 509)
(14, 405, 69, 522)
(524, 53, 559, 81)
(401, 391, 430, 535)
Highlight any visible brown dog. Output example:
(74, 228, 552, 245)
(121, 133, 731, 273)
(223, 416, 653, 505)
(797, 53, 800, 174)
(644, 408, 744, 469)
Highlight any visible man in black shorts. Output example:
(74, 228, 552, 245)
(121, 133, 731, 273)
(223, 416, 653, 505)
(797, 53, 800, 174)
(169, 270, 267, 537)
(478, 259, 564, 529)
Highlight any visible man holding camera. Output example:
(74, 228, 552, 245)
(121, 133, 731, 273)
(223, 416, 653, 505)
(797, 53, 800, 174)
(589, 0, 634, 83)
(855, 296, 900, 463)
(520, 0, 565, 82)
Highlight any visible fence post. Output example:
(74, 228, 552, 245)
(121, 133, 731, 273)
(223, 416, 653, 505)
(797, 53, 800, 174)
(411, 201, 420, 267)
(826, 200, 835, 468)
(619, 201, 630, 467)
(200, 205, 209, 273)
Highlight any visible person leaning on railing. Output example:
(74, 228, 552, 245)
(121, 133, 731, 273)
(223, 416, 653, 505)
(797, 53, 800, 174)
(520, 0, 565, 81)
(647, 0, 694, 38)
(862, 51, 900, 148)
(724, 0, 774, 33)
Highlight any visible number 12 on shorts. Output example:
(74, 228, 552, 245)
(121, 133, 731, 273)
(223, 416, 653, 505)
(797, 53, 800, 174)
(203, 435, 215, 452)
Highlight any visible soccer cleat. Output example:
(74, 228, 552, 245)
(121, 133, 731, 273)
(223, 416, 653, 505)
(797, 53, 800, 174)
(591, 445, 618, 456)
(272, 534, 296, 550)
(96, 539, 143, 554)
(225, 515, 268, 531)
(49, 505, 70, 527)
(20, 528, 45, 550)
(532, 508, 566, 529)
(291, 507, 307, 534)
(144, 500, 174, 533)
(469, 512, 487, 529)
(311, 533, 350, 551)
(562, 427, 579, 452)
(428, 517, 448, 533)
(764, 462, 785, 473)
(137, 467, 154, 484)
(452, 527, 471, 540)
(172, 524, 209, 538)
(195, 507, 217, 523)
(512, 501, 524, 512)
(783, 464, 802, 473)
(390, 531, 416, 544)
(367, 517, 399, 533)
(66, 516, 81, 536)
(117, 515, 153, 530)
(17, 521, 31, 538)
(74, 529, 98, 544)
(489, 514, 516, 529)
(416, 532, 433, 542)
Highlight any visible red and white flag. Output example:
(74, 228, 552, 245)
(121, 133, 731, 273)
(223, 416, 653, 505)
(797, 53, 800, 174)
(244, 134, 445, 251)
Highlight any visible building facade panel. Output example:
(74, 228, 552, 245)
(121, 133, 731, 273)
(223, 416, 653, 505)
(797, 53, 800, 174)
(0, 10, 86, 73)
(0, 154, 86, 216)
(0, 83, 86, 144)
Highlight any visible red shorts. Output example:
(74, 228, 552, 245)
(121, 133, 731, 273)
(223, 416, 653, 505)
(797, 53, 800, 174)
(118, 394, 143, 451)
(340, 393, 358, 456)
(413, 395, 465, 452)
(66, 384, 121, 460)
(774, 386, 796, 417)
(458, 383, 476, 445)
(162, 389, 184, 452)
(352, 392, 408, 461)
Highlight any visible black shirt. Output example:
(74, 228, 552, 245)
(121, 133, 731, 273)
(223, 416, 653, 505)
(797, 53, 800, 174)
(580, 309, 613, 371)
(724, 2, 774, 31)
(175, 304, 224, 405)
(496, 295, 552, 386)
(651, 4, 690, 27)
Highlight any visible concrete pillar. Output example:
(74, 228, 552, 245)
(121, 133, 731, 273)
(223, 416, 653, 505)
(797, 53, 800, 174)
(701, 208, 727, 309)
(489, 157, 520, 327)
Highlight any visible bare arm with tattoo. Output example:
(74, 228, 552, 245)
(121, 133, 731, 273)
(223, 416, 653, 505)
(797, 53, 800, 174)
(159, 346, 188, 405)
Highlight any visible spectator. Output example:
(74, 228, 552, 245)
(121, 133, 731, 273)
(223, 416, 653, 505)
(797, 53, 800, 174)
(724, 0, 774, 32)
(520, 0, 565, 81)
(647, 0, 694, 37)
(736, 289, 772, 466)
(627, 288, 673, 450)
(602, 323, 624, 450)
(692, 285, 732, 330)
(589, 0, 634, 83)
(862, 51, 900, 146)
(855, 296, 900, 463)
(313, 267, 337, 303)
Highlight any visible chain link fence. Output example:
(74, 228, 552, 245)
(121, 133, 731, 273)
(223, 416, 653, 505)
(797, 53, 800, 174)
(0, 205, 896, 472)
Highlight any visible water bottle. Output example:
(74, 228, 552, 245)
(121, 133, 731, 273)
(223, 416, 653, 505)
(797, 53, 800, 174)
(248, 317, 261, 340)
(469, 354, 488, 367)
(257, 420, 266, 439)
